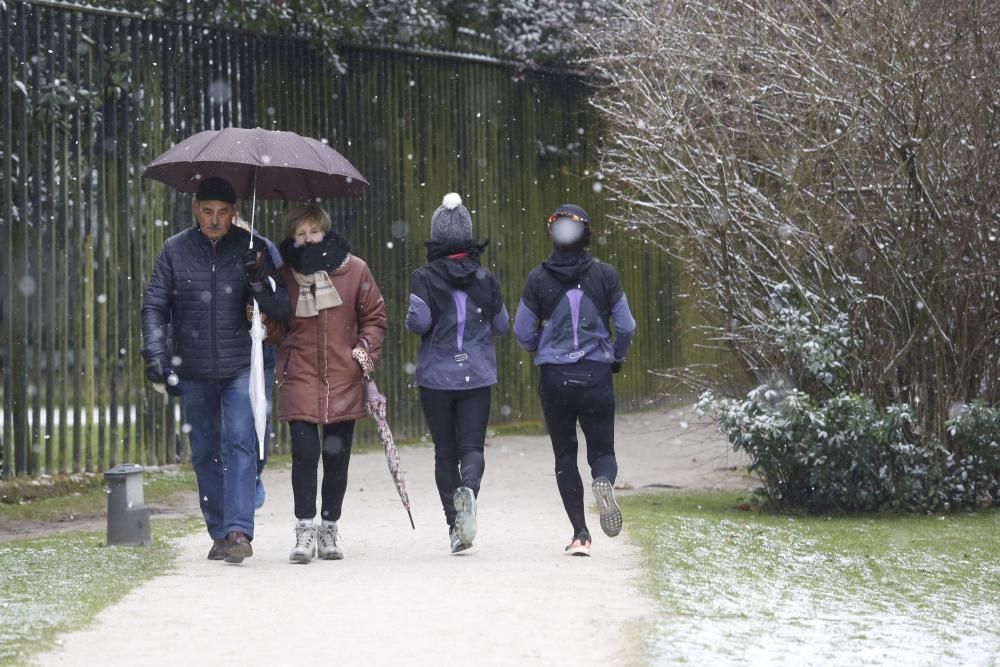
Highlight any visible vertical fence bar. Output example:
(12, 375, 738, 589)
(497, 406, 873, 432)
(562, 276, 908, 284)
(0, 0, 15, 478)
(57, 9, 78, 474)
(43, 7, 61, 475)
(11, 1, 31, 477)
(93, 13, 111, 472)
(26, 5, 43, 477)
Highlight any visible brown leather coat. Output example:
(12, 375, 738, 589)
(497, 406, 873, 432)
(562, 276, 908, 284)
(270, 255, 387, 424)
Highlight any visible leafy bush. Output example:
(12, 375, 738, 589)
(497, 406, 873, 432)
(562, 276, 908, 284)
(697, 309, 999, 513)
(945, 402, 1000, 509)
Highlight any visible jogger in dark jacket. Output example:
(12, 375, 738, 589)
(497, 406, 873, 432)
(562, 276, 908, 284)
(514, 204, 636, 557)
(406, 193, 509, 553)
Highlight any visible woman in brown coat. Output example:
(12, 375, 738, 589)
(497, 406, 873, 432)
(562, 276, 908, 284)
(269, 205, 387, 563)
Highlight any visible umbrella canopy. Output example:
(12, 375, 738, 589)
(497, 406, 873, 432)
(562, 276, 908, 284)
(143, 127, 368, 201)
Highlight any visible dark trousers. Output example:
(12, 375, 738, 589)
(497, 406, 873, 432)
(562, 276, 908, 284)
(538, 362, 618, 536)
(289, 420, 356, 522)
(419, 386, 492, 527)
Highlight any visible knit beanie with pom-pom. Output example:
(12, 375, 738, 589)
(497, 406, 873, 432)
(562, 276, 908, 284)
(430, 192, 473, 244)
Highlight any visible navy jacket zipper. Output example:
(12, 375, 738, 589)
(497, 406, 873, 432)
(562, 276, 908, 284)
(210, 240, 218, 376)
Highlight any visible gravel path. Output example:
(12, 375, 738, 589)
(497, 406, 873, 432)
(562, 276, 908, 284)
(34, 408, 749, 666)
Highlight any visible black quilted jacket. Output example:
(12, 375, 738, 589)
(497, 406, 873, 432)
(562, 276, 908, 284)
(141, 225, 289, 381)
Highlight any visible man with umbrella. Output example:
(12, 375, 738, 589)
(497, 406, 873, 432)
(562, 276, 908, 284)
(141, 176, 289, 563)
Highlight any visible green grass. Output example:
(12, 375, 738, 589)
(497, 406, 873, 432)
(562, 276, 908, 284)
(0, 468, 198, 523)
(623, 491, 1000, 666)
(0, 516, 202, 666)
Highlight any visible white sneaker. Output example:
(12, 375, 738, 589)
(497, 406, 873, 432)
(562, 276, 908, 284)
(453, 487, 478, 549)
(289, 520, 317, 564)
(317, 521, 344, 560)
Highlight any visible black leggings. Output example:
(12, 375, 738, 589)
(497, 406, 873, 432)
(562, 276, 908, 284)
(419, 386, 491, 527)
(289, 420, 356, 522)
(538, 362, 618, 537)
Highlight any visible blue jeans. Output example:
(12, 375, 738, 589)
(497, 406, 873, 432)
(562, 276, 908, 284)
(180, 372, 257, 539)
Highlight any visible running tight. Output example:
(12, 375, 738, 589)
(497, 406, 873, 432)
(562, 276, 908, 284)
(538, 362, 618, 537)
(419, 386, 491, 528)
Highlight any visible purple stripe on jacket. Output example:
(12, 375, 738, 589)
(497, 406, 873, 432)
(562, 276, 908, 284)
(514, 294, 636, 366)
(452, 290, 468, 351)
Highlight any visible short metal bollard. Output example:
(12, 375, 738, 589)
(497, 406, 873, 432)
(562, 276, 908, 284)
(104, 463, 152, 546)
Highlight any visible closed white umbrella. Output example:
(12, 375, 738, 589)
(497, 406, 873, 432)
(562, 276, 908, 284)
(249, 298, 267, 460)
(247, 178, 268, 459)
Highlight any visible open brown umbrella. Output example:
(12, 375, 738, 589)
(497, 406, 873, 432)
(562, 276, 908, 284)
(143, 127, 368, 202)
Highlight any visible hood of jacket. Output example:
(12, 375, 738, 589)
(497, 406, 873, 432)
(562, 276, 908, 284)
(541, 248, 596, 284)
(424, 239, 489, 288)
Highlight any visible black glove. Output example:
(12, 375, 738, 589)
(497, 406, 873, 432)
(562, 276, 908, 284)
(243, 248, 267, 284)
(145, 358, 182, 396)
(611, 360, 623, 374)
(145, 358, 167, 384)
(249, 278, 274, 296)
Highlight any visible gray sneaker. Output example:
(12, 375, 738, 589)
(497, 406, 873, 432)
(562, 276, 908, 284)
(450, 525, 472, 554)
(317, 521, 344, 560)
(592, 477, 623, 537)
(453, 487, 478, 549)
(289, 521, 317, 564)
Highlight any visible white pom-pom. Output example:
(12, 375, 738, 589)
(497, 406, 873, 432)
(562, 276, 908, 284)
(442, 192, 462, 210)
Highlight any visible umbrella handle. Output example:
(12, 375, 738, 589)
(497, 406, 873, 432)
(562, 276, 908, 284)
(248, 167, 258, 248)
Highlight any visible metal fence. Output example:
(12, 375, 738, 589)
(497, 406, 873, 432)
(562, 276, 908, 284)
(0, 0, 680, 478)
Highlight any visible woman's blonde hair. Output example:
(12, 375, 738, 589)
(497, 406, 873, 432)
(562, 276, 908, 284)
(283, 204, 332, 239)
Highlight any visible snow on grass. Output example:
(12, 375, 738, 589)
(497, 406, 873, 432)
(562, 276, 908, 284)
(624, 492, 1000, 666)
(0, 518, 200, 664)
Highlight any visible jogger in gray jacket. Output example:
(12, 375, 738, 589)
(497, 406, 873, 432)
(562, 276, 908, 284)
(406, 193, 509, 553)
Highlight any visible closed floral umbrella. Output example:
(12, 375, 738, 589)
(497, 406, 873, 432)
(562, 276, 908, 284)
(353, 348, 415, 529)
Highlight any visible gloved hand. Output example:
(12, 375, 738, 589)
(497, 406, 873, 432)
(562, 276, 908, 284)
(352, 346, 375, 376)
(146, 358, 182, 395)
(145, 358, 167, 384)
(611, 360, 624, 374)
(243, 248, 267, 284)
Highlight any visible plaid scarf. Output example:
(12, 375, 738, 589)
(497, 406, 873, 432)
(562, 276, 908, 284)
(292, 268, 343, 317)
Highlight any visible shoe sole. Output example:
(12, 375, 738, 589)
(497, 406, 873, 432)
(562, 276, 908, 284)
(593, 478, 623, 537)
(453, 487, 478, 546)
(224, 542, 253, 564)
(564, 546, 591, 557)
(289, 550, 313, 564)
(451, 541, 473, 554)
(317, 550, 344, 561)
